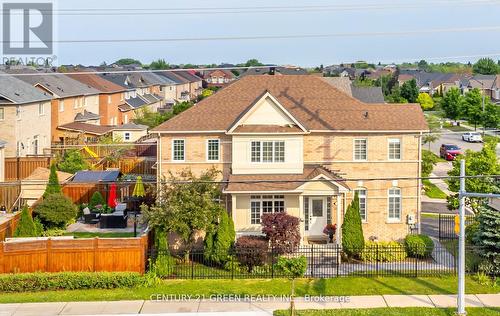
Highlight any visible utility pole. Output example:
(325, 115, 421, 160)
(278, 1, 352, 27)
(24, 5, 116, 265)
(456, 159, 500, 316)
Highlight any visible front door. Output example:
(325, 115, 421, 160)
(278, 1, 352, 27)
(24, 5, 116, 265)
(308, 197, 327, 235)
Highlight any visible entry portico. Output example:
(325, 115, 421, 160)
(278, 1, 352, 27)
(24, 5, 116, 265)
(225, 165, 349, 244)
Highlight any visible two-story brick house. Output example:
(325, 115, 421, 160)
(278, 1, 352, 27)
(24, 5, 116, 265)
(151, 76, 428, 243)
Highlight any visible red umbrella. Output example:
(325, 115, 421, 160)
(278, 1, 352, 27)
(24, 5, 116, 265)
(107, 183, 118, 209)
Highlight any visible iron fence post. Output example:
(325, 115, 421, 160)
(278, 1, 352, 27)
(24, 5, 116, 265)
(311, 244, 314, 278)
(191, 252, 194, 280)
(336, 245, 339, 278)
(438, 213, 441, 240)
(231, 257, 234, 280)
(376, 244, 379, 277)
(414, 252, 418, 278)
(271, 246, 275, 279)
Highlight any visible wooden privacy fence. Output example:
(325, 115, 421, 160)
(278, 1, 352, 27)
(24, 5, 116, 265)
(62, 182, 136, 205)
(4, 157, 51, 181)
(0, 212, 20, 242)
(0, 182, 21, 212)
(92, 158, 156, 176)
(0, 234, 149, 274)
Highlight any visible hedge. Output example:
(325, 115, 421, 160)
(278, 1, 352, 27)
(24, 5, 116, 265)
(0, 272, 144, 292)
(360, 241, 407, 262)
(405, 234, 434, 258)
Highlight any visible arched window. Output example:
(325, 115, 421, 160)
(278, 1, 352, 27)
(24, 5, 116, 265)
(388, 187, 401, 221)
(354, 188, 367, 222)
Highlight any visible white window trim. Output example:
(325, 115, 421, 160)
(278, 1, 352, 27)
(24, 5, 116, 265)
(124, 132, 131, 141)
(171, 139, 185, 162)
(387, 187, 402, 223)
(353, 138, 368, 161)
(206, 139, 220, 162)
(250, 140, 285, 164)
(38, 103, 45, 116)
(59, 100, 64, 112)
(388, 138, 402, 161)
(249, 195, 285, 225)
(0, 107, 4, 120)
(355, 188, 368, 223)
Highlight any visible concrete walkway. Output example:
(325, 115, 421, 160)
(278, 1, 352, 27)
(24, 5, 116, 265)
(1, 294, 499, 315)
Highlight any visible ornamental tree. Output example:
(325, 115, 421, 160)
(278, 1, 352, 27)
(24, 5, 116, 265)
(43, 164, 61, 198)
(472, 204, 500, 275)
(35, 193, 78, 229)
(417, 93, 434, 110)
(441, 87, 464, 121)
(463, 88, 484, 130)
(400, 79, 419, 103)
(204, 207, 236, 264)
(261, 212, 301, 255)
(142, 168, 222, 256)
(57, 150, 89, 174)
(341, 192, 365, 258)
(13, 205, 41, 237)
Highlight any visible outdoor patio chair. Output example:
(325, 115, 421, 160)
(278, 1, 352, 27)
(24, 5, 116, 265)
(99, 212, 128, 229)
(83, 207, 100, 224)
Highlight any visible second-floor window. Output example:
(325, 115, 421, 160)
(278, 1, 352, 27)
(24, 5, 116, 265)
(354, 139, 367, 160)
(355, 188, 367, 221)
(108, 95, 112, 104)
(124, 132, 130, 141)
(0, 107, 4, 120)
(388, 138, 401, 160)
(172, 139, 185, 161)
(251, 141, 285, 163)
(38, 103, 45, 116)
(59, 100, 64, 112)
(207, 139, 220, 161)
(16, 106, 21, 119)
(388, 187, 401, 222)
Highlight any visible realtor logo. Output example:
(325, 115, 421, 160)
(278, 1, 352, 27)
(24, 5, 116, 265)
(2, 2, 53, 55)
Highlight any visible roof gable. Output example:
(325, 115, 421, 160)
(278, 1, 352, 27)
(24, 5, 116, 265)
(228, 91, 307, 133)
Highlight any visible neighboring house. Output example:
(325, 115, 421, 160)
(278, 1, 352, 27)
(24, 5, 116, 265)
(151, 75, 428, 243)
(200, 69, 236, 88)
(398, 70, 466, 95)
(7, 70, 101, 143)
(174, 71, 204, 100)
(242, 66, 308, 77)
(111, 123, 148, 143)
(467, 75, 497, 100)
(493, 75, 500, 103)
(322, 77, 385, 103)
(99, 72, 162, 123)
(66, 72, 128, 126)
(0, 140, 5, 181)
(155, 71, 192, 102)
(0, 74, 53, 157)
(141, 72, 177, 107)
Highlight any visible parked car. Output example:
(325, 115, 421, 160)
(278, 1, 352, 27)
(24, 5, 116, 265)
(462, 132, 483, 143)
(440, 144, 462, 161)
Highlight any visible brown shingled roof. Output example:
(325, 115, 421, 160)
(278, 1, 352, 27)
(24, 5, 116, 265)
(151, 75, 428, 133)
(225, 165, 349, 192)
(67, 73, 128, 94)
(233, 125, 304, 134)
(58, 122, 114, 135)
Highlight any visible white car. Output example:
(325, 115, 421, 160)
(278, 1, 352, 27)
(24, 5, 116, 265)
(462, 132, 483, 143)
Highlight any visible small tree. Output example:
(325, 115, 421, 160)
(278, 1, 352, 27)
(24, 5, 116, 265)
(400, 79, 419, 103)
(472, 205, 500, 275)
(13, 205, 40, 237)
(417, 93, 434, 110)
(43, 164, 61, 198)
(261, 213, 301, 255)
(204, 207, 235, 264)
(441, 87, 464, 122)
(35, 193, 78, 229)
(463, 88, 484, 130)
(341, 192, 365, 258)
(57, 150, 89, 174)
(142, 168, 222, 257)
(234, 236, 269, 273)
(276, 256, 307, 316)
(89, 191, 105, 209)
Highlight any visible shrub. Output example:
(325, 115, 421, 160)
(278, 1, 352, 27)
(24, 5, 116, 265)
(473, 205, 500, 275)
(204, 208, 235, 264)
(261, 213, 300, 255)
(0, 272, 143, 292)
(465, 220, 479, 244)
(342, 192, 365, 258)
(360, 241, 407, 262)
(275, 256, 307, 278)
(13, 205, 40, 237)
(89, 191, 105, 209)
(35, 193, 78, 229)
(43, 164, 61, 198)
(405, 234, 434, 258)
(57, 149, 89, 174)
(234, 236, 269, 272)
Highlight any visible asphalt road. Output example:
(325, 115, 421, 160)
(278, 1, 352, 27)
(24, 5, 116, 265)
(428, 131, 500, 157)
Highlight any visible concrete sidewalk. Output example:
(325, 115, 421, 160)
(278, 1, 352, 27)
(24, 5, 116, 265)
(1, 294, 499, 315)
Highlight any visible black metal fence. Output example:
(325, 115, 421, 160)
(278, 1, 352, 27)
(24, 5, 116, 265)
(438, 213, 474, 240)
(148, 244, 485, 279)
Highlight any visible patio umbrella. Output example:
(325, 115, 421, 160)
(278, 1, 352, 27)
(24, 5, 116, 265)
(132, 176, 145, 197)
(107, 183, 118, 209)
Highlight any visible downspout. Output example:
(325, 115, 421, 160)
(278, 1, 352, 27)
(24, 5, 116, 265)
(417, 132, 423, 234)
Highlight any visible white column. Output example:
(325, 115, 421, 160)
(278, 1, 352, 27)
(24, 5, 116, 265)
(336, 194, 342, 246)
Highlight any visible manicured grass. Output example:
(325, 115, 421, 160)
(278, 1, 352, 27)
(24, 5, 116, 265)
(63, 232, 136, 238)
(274, 307, 500, 316)
(421, 212, 440, 219)
(422, 179, 447, 199)
(0, 276, 497, 303)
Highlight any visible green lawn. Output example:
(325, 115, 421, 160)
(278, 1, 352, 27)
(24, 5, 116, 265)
(63, 232, 136, 238)
(422, 179, 447, 199)
(440, 240, 483, 273)
(274, 308, 500, 316)
(0, 276, 498, 303)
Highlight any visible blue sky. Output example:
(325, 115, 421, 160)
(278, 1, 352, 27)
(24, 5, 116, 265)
(53, 0, 500, 66)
